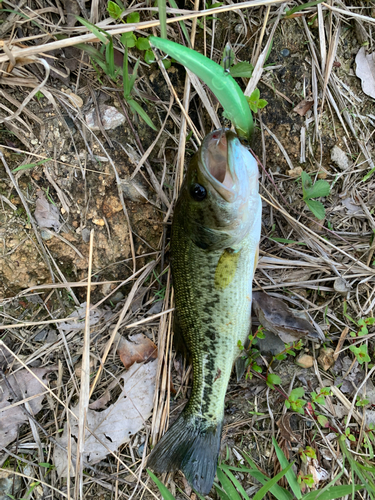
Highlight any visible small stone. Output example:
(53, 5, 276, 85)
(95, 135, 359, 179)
(92, 218, 105, 226)
(0, 469, 22, 499)
(331, 145, 350, 170)
(287, 166, 303, 178)
(61, 207, 66, 214)
(318, 347, 335, 371)
(334, 277, 351, 296)
(281, 48, 290, 57)
(72, 220, 78, 228)
(296, 353, 314, 369)
(30, 138, 38, 145)
(81, 228, 91, 242)
(41, 230, 53, 240)
(86, 104, 125, 131)
(318, 171, 328, 179)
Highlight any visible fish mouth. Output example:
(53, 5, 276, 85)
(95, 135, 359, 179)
(201, 129, 237, 202)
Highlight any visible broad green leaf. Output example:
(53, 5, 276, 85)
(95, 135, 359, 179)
(127, 99, 157, 130)
(217, 468, 242, 500)
(127, 11, 140, 23)
(121, 32, 136, 48)
(253, 462, 294, 500)
(257, 99, 268, 109)
(214, 484, 231, 500)
(144, 49, 155, 64)
(302, 484, 364, 500)
(136, 37, 150, 51)
(306, 199, 325, 220)
(305, 179, 330, 199)
(289, 387, 305, 399)
(267, 373, 281, 387)
(162, 58, 171, 69)
(107, 1, 123, 19)
(230, 62, 254, 78)
(249, 88, 260, 102)
(147, 470, 176, 500)
(218, 465, 251, 500)
(273, 437, 302, 499)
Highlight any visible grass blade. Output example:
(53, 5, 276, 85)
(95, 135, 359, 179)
(216, 467, 242, 500)
(302, 484, 364, 500)
(272, 437, 302, 499)
(219, 465, 251, 500)
(147, 470, 176, 500)
(158, 0, 167, 39)
(127, 98, 157, 131)
(253, 461, 294, 500)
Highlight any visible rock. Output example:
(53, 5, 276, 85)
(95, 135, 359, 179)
(0, 469, 22, 500)
(85, 105, 125, 131)
(331, 145, 350, 170)
(334, 277, 351, 296)
(318, 347, 335, 371)
(296, 353, 314, 368)
(92, 218, 105, 226)
(287, 166, 303, 178)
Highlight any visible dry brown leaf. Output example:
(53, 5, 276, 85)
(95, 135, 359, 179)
(34, 190, 61, 232)
(355, 47, 375, 99)
(117, 333, 157, 369)
(0, 367, 55, 447)
(252, 292, 319, 344)
(293, 96, 314, 116)
(53, 360, 156, 476)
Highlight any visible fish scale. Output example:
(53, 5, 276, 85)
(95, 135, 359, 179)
(148, 129, 261, 494)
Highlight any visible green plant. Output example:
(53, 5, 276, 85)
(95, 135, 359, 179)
(12, 158, 51, 173)
(246, 88, 268, 113)
(301, 171, 330, 220)
(350, 344, 371, 364)
(285, 387, 306, 414)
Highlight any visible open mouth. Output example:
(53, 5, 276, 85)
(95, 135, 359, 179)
(203, 130, 235, 191)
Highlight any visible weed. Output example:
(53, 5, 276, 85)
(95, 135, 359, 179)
(301, 171, 330, 220)
(246, 88, 268, 113)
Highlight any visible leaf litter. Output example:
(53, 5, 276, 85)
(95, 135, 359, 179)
(53, 360, 157, 476)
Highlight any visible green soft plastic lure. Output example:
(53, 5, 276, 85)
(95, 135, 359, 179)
(149, 36, 253, 140)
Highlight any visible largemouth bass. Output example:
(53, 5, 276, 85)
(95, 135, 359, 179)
(148, 129, 262, 494)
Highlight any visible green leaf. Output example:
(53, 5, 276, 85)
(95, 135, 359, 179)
(121, 32, 136, 48)
(249, 88, 260, 102)
(286, 0, 324, 17)
(302, 484, 364, 500)
(214, 484, 231, 500)
(107, 1, 123, 19)
(289, 387, 305, 400)
(136, 37, 150, 51)
(147, 470, 176, 500)
(253, 461, 295, 500)
(229, 62, 254, 78)
(162, 58, 171, 69)
(273, 437, 302, 499)
(267, 373, 281, 388)
(12, 158, 52, 173)
(305, 199, 325, 220)
(249, 102, 258, 113)
(305, 179, 330, 199)
(218, 465, 251, 500)
(127, 11, 140, 23)
(77, 17, 109, 44)
(144, 48, 155, 64)
(127, 98, 157, 131)
(317, 415, 329, 428)
(216, 468, 242, 500)
(257, 99, 268, 109)
(249, 470, 293, 500)
(158, 0, 167, 40)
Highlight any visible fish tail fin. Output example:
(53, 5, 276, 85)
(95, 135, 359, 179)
(148, 413, 222, 495)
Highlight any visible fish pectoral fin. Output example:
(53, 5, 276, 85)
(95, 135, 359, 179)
(214, 248, 241, 290)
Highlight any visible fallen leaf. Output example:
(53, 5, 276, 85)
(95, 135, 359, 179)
(355, 47, 375, 99)
(317, 347, 335, 371)
(53, 360, 156, 476)
(0, 367, 55, 447)
(34, 190, 61, 232)
(293, 96, 314, 116)
(117, 333, 157, 369)
(252, 292, 320, 344)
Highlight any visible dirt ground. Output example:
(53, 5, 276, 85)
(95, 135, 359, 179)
(1, 1, 375, 499)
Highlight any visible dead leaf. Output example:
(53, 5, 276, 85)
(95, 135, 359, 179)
(355, 47, 375, 99)
(317, 347, 335, 371)
(0, 367, 55, 447)
(252, 292, 319, 344)
(293, 96, 314, 116)
(117, 333, 157, 369)
(53, 360, 156, 476)
(34, 190, 61, 232)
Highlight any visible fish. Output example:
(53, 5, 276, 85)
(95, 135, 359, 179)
(148, 129, 262, 495)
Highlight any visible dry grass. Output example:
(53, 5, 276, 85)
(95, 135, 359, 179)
(1, 0, 375, 498)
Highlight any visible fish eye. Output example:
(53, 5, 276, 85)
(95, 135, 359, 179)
(191, 183, 207, 201)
